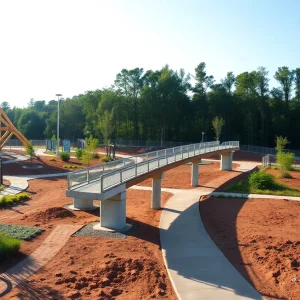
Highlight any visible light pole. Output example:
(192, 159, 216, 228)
(202, 132, 205, 143)
(56, 94, 62, 156)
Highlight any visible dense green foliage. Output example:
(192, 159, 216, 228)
(25, 142, 35, 164)
(0, 235, 21, 259)
(60, 152, 70, 162)
(276, 152, 295, 177)
(100, 155, 114, 163)
(249, 171, 275, 189)
(2, 63, 300, 148)
(0, 193, 30, 207)
(75, 148, 83, 159)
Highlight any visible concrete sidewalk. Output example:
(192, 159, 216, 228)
(160, 189, 262, 300)
(157, 161, 262, 299)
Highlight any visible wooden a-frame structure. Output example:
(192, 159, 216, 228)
(0, 108, 29, 150)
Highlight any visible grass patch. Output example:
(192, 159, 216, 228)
(225, 172, 300, 197)
(0, 224, 43, 240)
(0, 193, 30, 207)
(0, 235, 21, 259)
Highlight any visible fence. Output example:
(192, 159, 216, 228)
(67, 141, 240, 193)
(241, 145, 300, 157)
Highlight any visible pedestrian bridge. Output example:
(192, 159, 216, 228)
(66, 141, 239, 231)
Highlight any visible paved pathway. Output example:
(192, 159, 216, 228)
(0, 224, 82, 297)
(132, 161, 262, 300)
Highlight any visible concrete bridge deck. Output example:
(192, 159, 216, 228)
(66, 141, 239, 230)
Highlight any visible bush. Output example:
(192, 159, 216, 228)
(100, 155, 113, 163)
(276, 152, 295, 177)
(63, 164, 78, 169)
(60, 152, 70, 162)
(92, 152, 99, 159)
(49, 158, 56, 162)
(0, 193, 30, 207)
(75, 148, 83, 159)
(0, 235, 21, 259)
(249, 171, 275, 190)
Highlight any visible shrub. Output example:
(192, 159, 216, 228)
(60, 152, 70, 162)
(249, 171, 275, 190)
(100, 155, 113, 163)
(75, 148, 83, 159)
(276, 152, 294, 177)
(92, 152, 99, 159)
(0, 235, 21, 259)
(63, 164, 78, 169)
(17, 193, 30, 201)
(49, 158, 56, 162)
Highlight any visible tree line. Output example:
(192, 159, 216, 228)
(1, 63, 300, 149)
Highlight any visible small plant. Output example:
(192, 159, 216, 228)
(100, 155, 114, 163)
(249, 171, 275, 190)
(60, 152, 70, 162)
(92, 153, 99, 159)
(25, 142, 35, 165)
(275, 136, 289, 153)
(63, 164, 78, 169)
(75, 148, 83, 159)
(0, 193, 30, 207)
(212, 116, 225, 141)
(0, 234, 21, 259)
(49, 158, 56, 162)
(276, 152, 295, 178)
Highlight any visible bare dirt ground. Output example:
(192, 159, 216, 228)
(138, 162, 240, 189)
(200, 196, 300, 300)
(3, 150, 300, 299)
(1, 177, 176, 300)
(265, 168, 300, 189)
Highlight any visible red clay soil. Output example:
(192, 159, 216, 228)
(265, 168, 300, 189)
(0, 177, 177, 300)
(2, 155, 106, 176)
(200, 196, 300, 300)
(138, 162, 240, 189)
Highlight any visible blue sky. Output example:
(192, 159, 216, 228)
(0, 0, 299, 107)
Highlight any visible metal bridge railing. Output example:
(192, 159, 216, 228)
(67, 141, 239, 193)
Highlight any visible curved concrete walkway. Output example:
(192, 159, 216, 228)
(132, 161, 263, 299)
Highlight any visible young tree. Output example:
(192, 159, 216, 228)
(212, 116, 225, 141)
(81, 136, 98, 166)
(275, 136, 289, 152)
(99, 109, 115, 156)
(25, 142, 35, 165)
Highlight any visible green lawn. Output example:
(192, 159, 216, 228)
(0, 235, 21, 259)
(225, 175, 300, 197)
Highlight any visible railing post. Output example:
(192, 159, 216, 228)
(120, 170, 122, 183)
(87, 169, 90, 183)
(135, 165, 137, 176)
(67, 174, 70, 189)
(101, 176, 104, 192)
(194, 144, 195, 156)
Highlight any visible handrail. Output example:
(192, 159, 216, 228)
(67, 141, 239, 193)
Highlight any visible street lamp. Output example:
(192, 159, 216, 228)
(202, 132, 205, 143)
(56, 94, 62, 156)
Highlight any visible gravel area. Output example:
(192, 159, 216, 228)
(73, 222, 137, 239)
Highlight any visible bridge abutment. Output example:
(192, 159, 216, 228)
(152, 173, 164, 209)
(220, 152, 233, 171)
(94, 191, 128, 231)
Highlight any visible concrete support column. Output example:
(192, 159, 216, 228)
(191, 162, 200, 186)
(220, 152, 233, 171)
(97, 191, 127, 230)
(152, 173, 164, 209)
(72, 198, 96, 210)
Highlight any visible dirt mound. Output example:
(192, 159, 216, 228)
(53, 256, 169, 299)
(31, 207, 75, 221)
